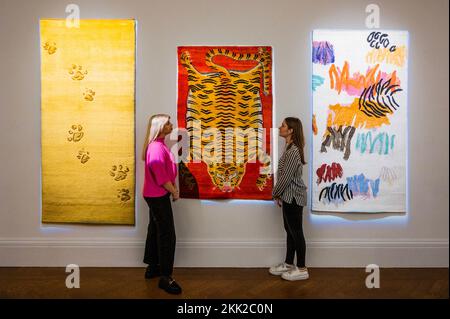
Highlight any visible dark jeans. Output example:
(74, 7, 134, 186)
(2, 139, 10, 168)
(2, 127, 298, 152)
(143, 193, 176, 277)
(282, 198, 306, 268)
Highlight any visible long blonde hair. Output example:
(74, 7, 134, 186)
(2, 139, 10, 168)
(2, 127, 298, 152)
(142, 114, 170, 161)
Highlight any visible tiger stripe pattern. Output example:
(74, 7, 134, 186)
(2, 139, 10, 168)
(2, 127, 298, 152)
(179, 47, 272, 192)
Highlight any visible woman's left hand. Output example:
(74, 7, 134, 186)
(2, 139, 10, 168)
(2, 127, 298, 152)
(274, 198, 282, 207)
(172, 190, 180, 202)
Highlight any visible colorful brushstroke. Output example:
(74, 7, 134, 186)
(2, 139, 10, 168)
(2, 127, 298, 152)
(312, 41, 335, 65)
(312, 74, 325, 91)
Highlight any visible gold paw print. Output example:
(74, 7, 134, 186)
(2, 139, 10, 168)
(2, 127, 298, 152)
(67, 124, 84, 142)
(43, 41, 57, 55)
(117, 189, 131, 202)
(77, 149, 90, 164)
(83, 88, 95, 101)
(109, 165, 129, 181)
(69, 64, 88, 81)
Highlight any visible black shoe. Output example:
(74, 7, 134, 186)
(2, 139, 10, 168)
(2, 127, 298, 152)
(158, 276, 182, 295)
(145, 266, 161, 279)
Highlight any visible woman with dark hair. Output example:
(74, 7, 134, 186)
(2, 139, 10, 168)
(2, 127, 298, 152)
(142, 114, 182, 294)
(269, 117, 309, 281)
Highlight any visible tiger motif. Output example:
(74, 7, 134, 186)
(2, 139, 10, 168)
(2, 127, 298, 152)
(179, 47, 272, 193)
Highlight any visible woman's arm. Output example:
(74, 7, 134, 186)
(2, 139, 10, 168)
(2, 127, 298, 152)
(272, 149, 299, 198)
(162, 181, 178, 197)
(148, 145, 176, 191)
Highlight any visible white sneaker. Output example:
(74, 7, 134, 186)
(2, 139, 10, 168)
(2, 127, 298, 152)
(281, 267, 309, 281)
(269, 262, 295, 276)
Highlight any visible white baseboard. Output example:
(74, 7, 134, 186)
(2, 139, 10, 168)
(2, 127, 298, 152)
(0, 238, 448, 267)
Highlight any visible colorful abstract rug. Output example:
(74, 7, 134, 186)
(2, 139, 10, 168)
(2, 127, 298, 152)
(312, 30, 408, 212)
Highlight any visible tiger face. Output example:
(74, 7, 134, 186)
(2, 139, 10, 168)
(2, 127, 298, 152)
(207, 162, 246, 192)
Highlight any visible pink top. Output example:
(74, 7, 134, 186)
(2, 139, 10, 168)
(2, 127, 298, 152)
(143, 137, 177, 198)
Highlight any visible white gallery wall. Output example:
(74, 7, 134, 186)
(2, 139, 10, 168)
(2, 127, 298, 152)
(0, 0, 448, 267)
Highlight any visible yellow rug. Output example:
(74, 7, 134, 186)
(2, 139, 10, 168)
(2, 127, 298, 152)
(40, 19, 135, 224)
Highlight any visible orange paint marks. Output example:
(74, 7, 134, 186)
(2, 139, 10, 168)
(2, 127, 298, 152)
(366, 45, 407, 67)
(312, 114, 318, 135)
(329, 61, 399, 96)
(326, 98, 391, 131)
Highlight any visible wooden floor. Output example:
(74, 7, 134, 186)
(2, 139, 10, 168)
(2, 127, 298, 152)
(0, 267, 447, 299)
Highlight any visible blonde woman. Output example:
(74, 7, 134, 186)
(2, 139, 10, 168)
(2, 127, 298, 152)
(142, 114, 181, 294)
(270, 117, 309, 281)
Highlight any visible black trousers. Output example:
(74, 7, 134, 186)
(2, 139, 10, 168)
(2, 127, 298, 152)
(143, 193, 176, 277)
(282, 198, 306, 268)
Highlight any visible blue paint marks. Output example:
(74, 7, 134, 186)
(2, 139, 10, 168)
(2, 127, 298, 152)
(312, 75, 325, 91)
(370, 178, 380, 197)
(346, 174, 380, 198)
(355, 132, 396, 155)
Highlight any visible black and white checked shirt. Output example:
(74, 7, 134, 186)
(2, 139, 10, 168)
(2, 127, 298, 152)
(272, 143, 308, 206)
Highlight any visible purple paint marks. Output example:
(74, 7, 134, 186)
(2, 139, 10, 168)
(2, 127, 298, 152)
(312, 41, 335, 65)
